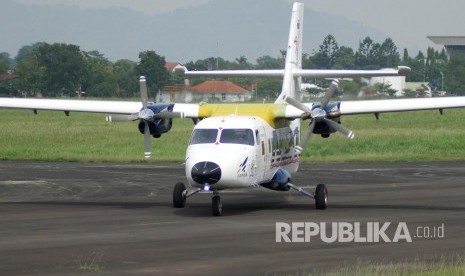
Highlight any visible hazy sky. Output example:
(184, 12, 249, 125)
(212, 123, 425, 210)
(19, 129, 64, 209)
(15, 0, 211, 15)
(10, 0, 465, 61)
(15, 0, 465, 52)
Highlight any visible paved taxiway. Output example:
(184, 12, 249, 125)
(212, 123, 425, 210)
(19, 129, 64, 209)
(1, 161, 465, 275)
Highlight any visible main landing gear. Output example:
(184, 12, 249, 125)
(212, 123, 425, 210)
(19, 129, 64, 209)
(288, 183, 328, 209)
(172, 182, 328, 216)
(172, 183, 223, 216)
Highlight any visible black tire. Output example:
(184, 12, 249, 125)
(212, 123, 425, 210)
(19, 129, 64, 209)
(315, 184, 328, 209)
(211, 195, 222, 216)
(173, 182, 186, 208)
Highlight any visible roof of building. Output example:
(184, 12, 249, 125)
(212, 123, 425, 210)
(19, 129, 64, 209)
(189, 81, 249, 94)
(405, 82, 430, 90)
(165, 62, 181, 72)
(428, 36, 465, 46)
(0, 74, 19, 81)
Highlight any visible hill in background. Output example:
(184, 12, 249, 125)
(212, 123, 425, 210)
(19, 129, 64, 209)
(1, 0, 386, 62)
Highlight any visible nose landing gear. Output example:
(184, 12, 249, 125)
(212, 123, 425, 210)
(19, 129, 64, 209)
(172, 183, 223, 216)
(211, 192, 222, 216)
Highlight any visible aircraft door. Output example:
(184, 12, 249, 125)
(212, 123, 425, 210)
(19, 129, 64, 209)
(254, 127, 268, 181)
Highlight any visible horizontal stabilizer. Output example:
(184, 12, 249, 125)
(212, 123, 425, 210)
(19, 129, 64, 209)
(184, 66, 410, 79)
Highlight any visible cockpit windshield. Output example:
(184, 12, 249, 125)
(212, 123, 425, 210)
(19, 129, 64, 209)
(190, 128, 255, 146)
(220, 129, 254, 146)
(189, 129, 218, 145)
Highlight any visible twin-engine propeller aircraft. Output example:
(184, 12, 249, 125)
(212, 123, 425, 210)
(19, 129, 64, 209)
(2, 2, 465, 216)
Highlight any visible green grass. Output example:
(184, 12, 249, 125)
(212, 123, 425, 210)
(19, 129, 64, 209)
(326, 256, 465, 276)
(301, 108, 465, 162)
(1, 108, 465, 162)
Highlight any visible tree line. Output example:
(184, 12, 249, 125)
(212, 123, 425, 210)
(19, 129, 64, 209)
(1, 35, 465, 99)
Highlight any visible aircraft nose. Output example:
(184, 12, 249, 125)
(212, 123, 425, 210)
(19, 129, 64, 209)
(191, 161, 222, 185)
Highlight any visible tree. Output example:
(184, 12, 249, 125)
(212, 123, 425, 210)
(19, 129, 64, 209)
(405, 51, 426, 82)
(402, 48, 409, 64)
(373, 82, 397, 97)
(312, 34, 339, 69)
(15, 42, 46, 64)
(15, 50, 44, 97)
(446, 54, 465, 95)
(333, 46, 355, 69)
(82, 51, 118, 97)
(234, 56, 252, 69)
(0, 52, 13, 74)
(379, 38, 400, 68)
(256, 55, 281, 69)
(256, 78, 282, 101)
(355, 36, 374, 69)
(114, 59, 138, 97)
(136, 51, 170, 94)
(36, 43, 86, 96)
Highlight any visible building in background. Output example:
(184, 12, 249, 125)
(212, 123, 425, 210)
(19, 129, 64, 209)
(368, 69, 406, 97)
(428, 36, 465, 58)
(188, 80, 252, 102)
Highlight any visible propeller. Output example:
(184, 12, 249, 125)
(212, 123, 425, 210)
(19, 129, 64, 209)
(105, 76, 153, 158)
(140, 76, 151, 159)
(286, 79, 354, 153)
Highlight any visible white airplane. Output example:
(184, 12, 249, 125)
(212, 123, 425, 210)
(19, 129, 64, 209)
(2, 2, 465, 216)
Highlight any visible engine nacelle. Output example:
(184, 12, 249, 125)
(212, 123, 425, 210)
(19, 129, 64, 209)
(138, 119, 172, 138)
(261, 168, 291, 191)
(137, 103, 175, 138)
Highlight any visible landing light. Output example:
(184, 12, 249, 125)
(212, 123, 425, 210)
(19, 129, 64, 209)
(203, 184, 211, 191)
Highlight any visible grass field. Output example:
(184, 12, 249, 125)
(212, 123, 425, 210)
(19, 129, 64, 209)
(1, 108, 465, 163)
(327, 256, 465, 276)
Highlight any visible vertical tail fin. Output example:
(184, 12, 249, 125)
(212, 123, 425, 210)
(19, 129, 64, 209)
(275, 2, 304, 103)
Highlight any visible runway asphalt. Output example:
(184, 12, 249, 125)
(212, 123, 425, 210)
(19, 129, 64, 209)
(1, 161, 465, 275)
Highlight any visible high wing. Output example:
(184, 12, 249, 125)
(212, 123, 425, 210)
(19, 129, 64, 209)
(0, 97, 200, 118)
(282, 97, 465, 118)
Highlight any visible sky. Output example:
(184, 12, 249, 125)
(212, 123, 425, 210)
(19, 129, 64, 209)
(9, 0, 465, 61)
(15, 0, 465, 50)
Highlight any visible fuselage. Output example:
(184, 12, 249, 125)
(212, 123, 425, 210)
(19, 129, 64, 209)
(185, 116, 301, 190)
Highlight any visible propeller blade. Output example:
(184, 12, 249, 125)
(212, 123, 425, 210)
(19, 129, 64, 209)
(105, 114, 139, 122)
(285, 95, 312, 114)
(323, 118, 355, 139)
(296, 119, 316, 153)
(320, 79, 339, 109)
(140, 76, 148, 109)
(152, 112, 182, 119)
(144, 122, 151, 159)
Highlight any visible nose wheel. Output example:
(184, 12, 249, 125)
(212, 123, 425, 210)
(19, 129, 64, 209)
(172, 182, 223, 216)
(211, 193, 223, 216)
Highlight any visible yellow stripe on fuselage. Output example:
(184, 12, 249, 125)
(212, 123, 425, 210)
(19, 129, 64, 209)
(198, 104, 288, 128)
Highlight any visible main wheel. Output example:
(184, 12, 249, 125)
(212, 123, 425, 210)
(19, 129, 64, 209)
(173, 182, 186, 208)
(211, 195, 222, 216)
(315, 184, 328, 209)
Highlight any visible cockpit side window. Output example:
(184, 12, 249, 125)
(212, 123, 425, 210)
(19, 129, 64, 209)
(220, 129, 255, 146)
(189, 129, 218, 145)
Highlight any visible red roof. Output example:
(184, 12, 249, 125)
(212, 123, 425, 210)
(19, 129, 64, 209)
(165, 62, 180, 72)
(0, 74, 19, 81)
(189, 81, 248, 94)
